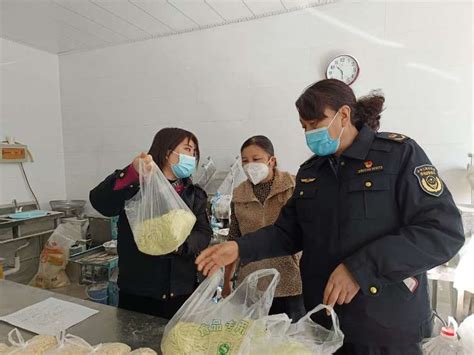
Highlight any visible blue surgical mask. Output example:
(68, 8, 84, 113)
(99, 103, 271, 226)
(305, 111, 344, 156)
(171, 151, 196, 179)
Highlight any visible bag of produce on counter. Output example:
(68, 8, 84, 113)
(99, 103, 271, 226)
(247, 305, 344, 355)
(161, 269, 280, 355)
(91, 342, 131, 354)
(3, 328, 159, 355)
(6, 328, 57, 355)
(162, 268, 344, 354)
(29, 224, 75, 289)
(129, 348, 157, 355)
(125, 159, 196, 256)
(0, 343, 10, 355)
(45, 329, 93, 355)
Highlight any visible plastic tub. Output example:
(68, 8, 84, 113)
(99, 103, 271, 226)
(86, 283, 108, 304)
(103, 240, 117, 255)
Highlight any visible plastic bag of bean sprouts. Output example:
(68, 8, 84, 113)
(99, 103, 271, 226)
(162, 268, 344, 354)
(6, 328, 57, 354)
(161, 268, 280, 355)
(125, 159, 196, 256)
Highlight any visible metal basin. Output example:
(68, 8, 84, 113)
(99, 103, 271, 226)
(49, 200, 86, 217)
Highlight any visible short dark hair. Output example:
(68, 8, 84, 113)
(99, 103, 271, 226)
(241, 135, 275, 156)
(295, 79, 385, 131)
(148, 128, 200, 170)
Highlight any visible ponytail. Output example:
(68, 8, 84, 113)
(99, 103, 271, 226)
(296, 79, 385, 132)
(354, 92, 385, 131)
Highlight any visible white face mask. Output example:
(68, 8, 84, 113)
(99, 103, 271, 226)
(243, 162, 270, 185)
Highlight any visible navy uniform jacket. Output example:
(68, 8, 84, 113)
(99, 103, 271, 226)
(236, 125, 464, 345)
(90, 168, 212, 300)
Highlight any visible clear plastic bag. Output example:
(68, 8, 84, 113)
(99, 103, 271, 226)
(210, 157, 246, 230)
(45, 329, 93, 355)
(212, 193, 233, 221)
(30, 224, 76, 289)
(247, 304, 344, 355)
(129, 348, 157, 355)
(6, 328, 57, 354)
(217, 157, 246, 197)
(161, 268, 280, 355)
(0, 343, 10, 354)
(125, 159, 197, 256)
(194, 156, 217, 190)
(90, 342, 131, 354)
(162, 269, 344, 354)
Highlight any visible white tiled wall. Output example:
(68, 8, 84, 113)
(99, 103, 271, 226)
(58, 1, 473, 204)
(0, 38, 66, 207)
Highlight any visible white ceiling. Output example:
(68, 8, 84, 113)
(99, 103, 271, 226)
(0, 0, 334, 55)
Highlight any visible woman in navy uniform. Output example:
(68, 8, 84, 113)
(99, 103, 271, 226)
(196, 79, 464, 354)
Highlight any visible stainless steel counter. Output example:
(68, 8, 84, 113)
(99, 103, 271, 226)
(0, 280, 168, 353)
(0, 211, 63, 231)
(0, 211, 64, 284)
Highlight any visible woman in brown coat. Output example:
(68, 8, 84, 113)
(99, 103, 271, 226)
(223, 135, 305, 321)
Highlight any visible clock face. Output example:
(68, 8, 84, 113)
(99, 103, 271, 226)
(326, 55, 360, 85)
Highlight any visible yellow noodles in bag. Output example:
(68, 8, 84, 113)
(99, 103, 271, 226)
(162, 319, 253, 355)
(92, 342, 131, 354)
(47, 343, 91, 355)
(9, 335, 57, 355)
(134, 209, 196, 255)
(162, 319, 311, 355)
(129, 348, 157, 355)
(0, 343, 10, 355)
(249, 339, 312, 355)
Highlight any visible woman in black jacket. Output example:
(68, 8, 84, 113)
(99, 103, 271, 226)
(90, 128, 212, 319)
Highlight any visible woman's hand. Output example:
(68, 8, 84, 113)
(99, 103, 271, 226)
(132, 152, 154, 174)
(323, 263, 360, 314)
(196, 242, 239, 277)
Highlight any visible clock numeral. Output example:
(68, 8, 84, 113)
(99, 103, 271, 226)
(328, 56, 358, 83)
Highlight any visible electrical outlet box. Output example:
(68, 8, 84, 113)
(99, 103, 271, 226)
(0, 143, 29, 163)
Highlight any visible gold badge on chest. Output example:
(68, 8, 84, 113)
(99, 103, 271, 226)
(357, 160, 384, 174)
(300, 178, 317, 183)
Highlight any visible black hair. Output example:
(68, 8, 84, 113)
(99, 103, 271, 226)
(295, 79, 385, 131)
(241, 135, 275, 157)
(148, 128, 200, 170)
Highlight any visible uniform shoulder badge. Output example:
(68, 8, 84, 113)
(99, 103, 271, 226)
(414, 164, 444, 197)
(300, 155, 318, 168)
(377, 132, 409, 143)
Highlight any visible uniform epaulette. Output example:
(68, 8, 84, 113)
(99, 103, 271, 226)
(376, 132, 410, 143)
(300, 155, 318, 167)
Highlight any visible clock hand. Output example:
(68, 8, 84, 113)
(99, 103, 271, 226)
(336, 66, 344, 78)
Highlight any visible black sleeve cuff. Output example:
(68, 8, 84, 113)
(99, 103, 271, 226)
(344, 258, 382, 297)
(236, 237, 254, 264)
